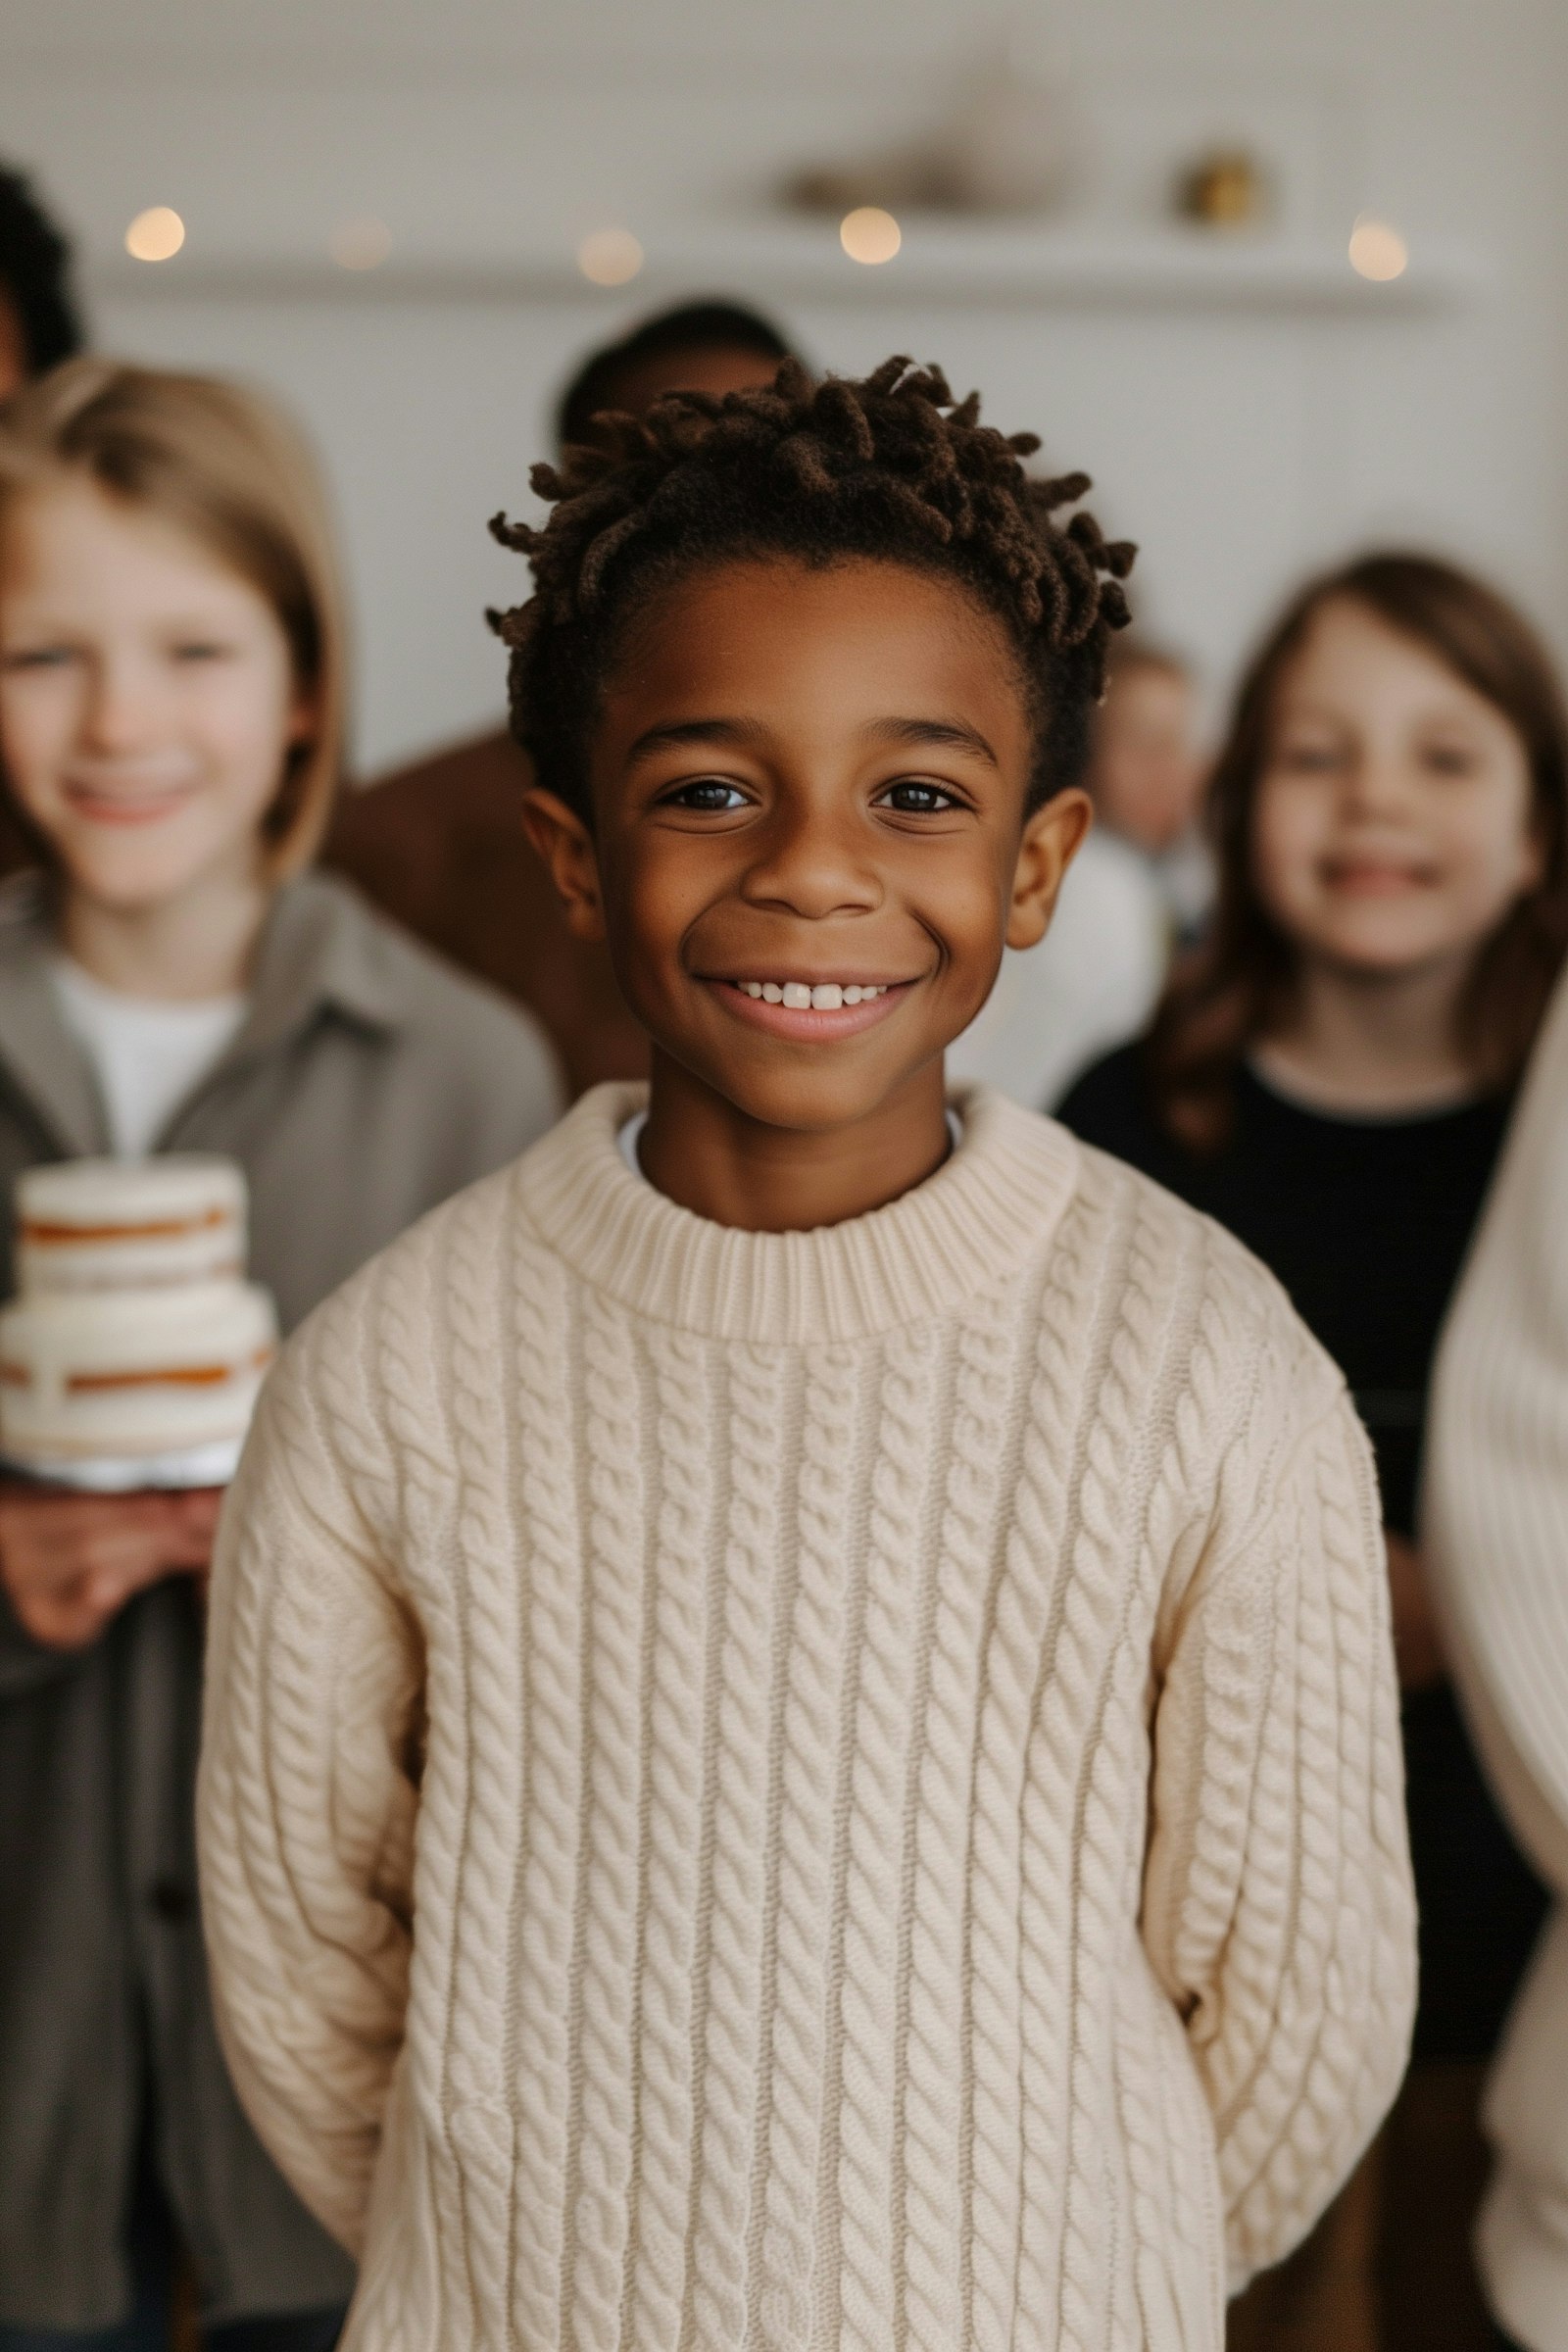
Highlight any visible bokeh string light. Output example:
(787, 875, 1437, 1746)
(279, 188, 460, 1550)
(1348, 215, 1409, 282)
(124, 207, 185, 263)
(840, 207, 902, 266)
(576, 227, 644, 287)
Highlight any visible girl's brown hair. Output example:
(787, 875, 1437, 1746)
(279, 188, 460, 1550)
(0, 357, 346, 877)
(1147, 551, 1568, 1151)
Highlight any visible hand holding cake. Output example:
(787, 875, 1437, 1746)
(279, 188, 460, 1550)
(0, 1480, 220, 1648)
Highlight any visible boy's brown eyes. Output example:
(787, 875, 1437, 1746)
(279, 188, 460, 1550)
(663, 779, 749, 811)
(655, 776, 966, 815)
(877, 780, 960, 812)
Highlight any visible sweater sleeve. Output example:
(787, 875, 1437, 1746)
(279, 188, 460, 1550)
(1426, 969, 1568, 1898)
(1142, 1338, 1416, 2292)
(197, 1279, 421, 2258)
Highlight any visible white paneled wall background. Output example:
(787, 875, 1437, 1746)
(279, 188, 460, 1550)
(3, 0, 1564, 775)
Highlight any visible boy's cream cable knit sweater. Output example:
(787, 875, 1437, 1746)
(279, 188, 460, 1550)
(198, 1084, 1414, 2352)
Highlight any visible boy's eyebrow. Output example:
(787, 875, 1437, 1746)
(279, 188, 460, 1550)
(625, 717, 767, 764)
(863, 715, 1000, 765)
(624, 714, 1001, 766)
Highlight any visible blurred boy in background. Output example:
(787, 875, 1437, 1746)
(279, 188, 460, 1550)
(0, 163, 83, 404)
(0, 162, 84, 890)
(947, 637, 1209, 1110)
(1092, 636, 1214, 942)
(326, 299, 804, 1093)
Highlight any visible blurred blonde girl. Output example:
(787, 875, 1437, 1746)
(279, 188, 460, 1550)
(0, 360, 560, 2351)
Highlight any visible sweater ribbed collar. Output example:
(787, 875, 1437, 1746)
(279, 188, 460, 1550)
(514, 1080, 1081, 1345)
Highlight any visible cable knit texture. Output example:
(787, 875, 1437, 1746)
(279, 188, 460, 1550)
(198, 1082, 1415, 2352)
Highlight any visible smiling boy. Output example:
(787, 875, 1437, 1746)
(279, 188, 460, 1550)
(198, 361, 1415, 2351)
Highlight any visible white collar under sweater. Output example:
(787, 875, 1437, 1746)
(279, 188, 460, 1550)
(198, 1080, 1416, 2352)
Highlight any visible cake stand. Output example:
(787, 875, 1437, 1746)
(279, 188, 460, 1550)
(0, 1436, 245, 1492)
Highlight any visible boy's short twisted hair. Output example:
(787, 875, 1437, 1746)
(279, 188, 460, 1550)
(491, 356, 1135, 820)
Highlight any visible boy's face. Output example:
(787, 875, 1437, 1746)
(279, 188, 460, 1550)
(526, 557, 1088, 1137)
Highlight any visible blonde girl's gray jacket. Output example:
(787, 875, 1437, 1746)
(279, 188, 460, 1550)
(0, 869, 564, 2330)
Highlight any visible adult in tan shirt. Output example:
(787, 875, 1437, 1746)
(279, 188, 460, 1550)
(327, 299, 803, 1096)
(0, 358, 560, 2339)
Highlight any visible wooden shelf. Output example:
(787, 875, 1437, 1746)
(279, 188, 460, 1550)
(88, 220, 1484, 313)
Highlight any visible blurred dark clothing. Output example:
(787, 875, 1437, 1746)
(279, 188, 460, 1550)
(1226, 2064, 1498, 2352)
(1062, 1044, 1549, 2351)
(0, 797, 32, 882)
(0, 871, 559, 2331)
(323, 728, 649, 1097)
(0, 2115, 344, 2352)
(1059, 1045, 1548, 2059)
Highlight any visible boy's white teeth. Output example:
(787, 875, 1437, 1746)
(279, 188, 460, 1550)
(737, 981, 888, 1008)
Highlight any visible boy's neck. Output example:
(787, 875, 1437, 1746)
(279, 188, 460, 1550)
(1254, 951, 1480, 1116)
(638, 1048, 955, 1232)
(60, 856, 270, 1004)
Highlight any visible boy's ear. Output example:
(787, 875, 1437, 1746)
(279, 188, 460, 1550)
(521, 786, 607, 942)
(1005, 786, 1093, 952)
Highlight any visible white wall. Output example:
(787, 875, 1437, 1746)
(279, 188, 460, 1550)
(4, 0, 1566, 775)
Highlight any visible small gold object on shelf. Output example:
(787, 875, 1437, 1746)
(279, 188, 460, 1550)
(1173, 147, 1269, 230)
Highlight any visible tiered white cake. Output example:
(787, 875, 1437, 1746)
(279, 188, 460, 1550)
(0, 1156, 277, 1470)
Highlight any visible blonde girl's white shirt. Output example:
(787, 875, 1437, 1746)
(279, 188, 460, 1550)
(50, 956, 247, 1158)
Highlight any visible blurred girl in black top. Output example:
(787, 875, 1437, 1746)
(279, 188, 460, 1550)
(1059, 552, 1568, 2352)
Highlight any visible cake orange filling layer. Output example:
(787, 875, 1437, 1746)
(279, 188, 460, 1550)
(0, 1348, 272, 1393)
(22, 1207, 232, 1246)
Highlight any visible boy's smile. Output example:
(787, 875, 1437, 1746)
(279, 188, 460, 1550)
(524, 555, 1089, 1230)
(709, 974, 905, 1041)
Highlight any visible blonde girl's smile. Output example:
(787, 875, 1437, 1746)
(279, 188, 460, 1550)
(58, 760, 206, 825)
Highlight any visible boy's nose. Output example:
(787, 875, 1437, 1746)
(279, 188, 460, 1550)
(739, 806, 884, 920)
